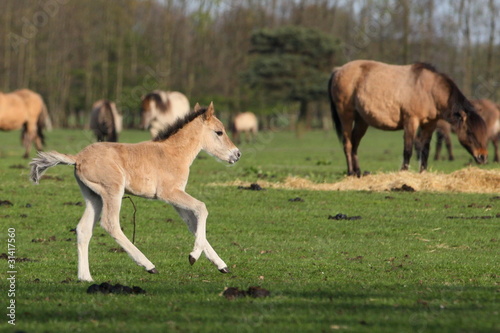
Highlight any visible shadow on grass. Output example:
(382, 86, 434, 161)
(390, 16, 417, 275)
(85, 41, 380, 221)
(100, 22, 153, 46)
(17, 281, 498, 332)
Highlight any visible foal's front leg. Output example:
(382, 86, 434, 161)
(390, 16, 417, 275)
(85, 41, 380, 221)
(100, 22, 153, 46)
(167, 190, 229, 273)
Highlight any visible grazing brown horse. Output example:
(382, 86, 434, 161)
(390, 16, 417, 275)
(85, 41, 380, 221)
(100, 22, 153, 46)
(0, 89, 51, 158)
(433, 99, 500, 162)
(231, 112, 258, 143)
(89, 100, 123, 142)
(30, 102, 241, 282)
(140, 90, 190, 138)
(328, 60, 488, 176)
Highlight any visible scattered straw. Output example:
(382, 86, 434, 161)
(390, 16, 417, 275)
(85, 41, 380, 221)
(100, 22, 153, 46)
(212, 167, 500, 193)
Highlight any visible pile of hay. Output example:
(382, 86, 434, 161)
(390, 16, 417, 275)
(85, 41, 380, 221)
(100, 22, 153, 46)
(214, 167, 500, 193)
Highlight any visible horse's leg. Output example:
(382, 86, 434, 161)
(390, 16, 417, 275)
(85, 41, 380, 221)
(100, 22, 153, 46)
(414, 128, 423, 161)
(434, 130, 443, 161)
(24, 121, 40, 158)
(350, 117, 369, 177)
(75, 178, 103, 282)
(339, 118, 355, 176)
(20, 124, 32, 158)
(401, 119, 420, 170)
(417, 124, 436, 172)
(251, 128, 257, 143)
(98, 191, 157, 274)
(492, 136, 499, 162)
(34, 129, 44, 151)
(166, 190, 228, 273)
(444, 130, 454, 161)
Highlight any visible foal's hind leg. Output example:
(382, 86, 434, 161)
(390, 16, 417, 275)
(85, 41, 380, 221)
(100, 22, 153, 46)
(98, 191, 157, 274)
(76, 178, 103, 282)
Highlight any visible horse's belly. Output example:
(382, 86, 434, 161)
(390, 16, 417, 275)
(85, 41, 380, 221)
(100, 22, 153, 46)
(0, 115, 26, 130)
(358, 107, 403, 130)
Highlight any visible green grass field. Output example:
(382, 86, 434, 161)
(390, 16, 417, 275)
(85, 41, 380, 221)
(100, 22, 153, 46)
(1, 127, 499, 332)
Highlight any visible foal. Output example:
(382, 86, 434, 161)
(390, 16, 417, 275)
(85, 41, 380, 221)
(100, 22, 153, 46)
(30, 103, 241, 282)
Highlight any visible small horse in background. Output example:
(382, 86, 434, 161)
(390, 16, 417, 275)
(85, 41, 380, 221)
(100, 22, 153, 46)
(0, 89, 51, 158)
(89, 100, 123, 142)
(231, 112, 258, 143)
(30, 102, 241, 282)
(140, 90, 190, 138)
(328, 60, 488, 176)
(433, 99, 500, 162)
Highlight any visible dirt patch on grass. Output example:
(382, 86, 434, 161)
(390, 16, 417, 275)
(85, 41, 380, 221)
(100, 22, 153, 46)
(213, 167, 500, 193)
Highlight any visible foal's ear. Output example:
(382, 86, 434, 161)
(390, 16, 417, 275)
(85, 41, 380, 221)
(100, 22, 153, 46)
(194, 103, 201, 112)
(204, 102, 215, 120)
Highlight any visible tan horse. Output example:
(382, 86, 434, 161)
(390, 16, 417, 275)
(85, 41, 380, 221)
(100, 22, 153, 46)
(433, 99, 500, 162)
(30, 102, 241, 282)
(0, 89, 50, 158)
(140, 90, 190, 138)
(231, 112, 258, 143)
(89, 100, 123, 142)
(328, 60, 488, 176)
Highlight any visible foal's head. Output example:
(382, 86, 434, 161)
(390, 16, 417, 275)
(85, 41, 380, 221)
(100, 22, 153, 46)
(197, 102, 241, 164)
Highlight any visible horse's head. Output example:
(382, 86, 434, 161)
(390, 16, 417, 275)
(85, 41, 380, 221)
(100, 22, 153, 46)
(198, 102, 241, 164)
(140, 95, 155, 130)
(454, 110, 488, 164)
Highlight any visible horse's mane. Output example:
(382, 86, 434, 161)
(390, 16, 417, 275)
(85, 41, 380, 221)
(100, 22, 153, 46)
(153, 107, 207, 142)
(411, 62, 476, 116)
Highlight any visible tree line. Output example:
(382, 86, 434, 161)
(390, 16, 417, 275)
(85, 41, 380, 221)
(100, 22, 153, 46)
(1, 0, 499, 128)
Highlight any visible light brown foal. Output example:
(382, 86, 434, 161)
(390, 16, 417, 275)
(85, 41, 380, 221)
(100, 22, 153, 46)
(30, 102, 241, 282)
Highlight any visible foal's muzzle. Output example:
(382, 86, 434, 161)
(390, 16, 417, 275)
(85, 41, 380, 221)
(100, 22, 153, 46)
(228, 149, 241, 164)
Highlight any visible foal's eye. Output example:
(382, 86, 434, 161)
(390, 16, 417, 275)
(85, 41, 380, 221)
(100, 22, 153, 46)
(215, 131, 223, 136)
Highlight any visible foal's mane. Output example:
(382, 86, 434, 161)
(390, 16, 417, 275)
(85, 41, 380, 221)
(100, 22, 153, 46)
(411, 62, 476, 116)
(153, 107, 207, 142)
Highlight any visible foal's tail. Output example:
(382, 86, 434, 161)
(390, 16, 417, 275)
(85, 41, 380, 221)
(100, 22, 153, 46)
(29, 151, 76, 184)
(328, 68, 343, 141)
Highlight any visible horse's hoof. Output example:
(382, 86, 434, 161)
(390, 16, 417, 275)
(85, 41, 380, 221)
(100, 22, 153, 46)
(219, 267, 230, 274)
(147, 268, 159, 274)
(189, 255, 196, 266)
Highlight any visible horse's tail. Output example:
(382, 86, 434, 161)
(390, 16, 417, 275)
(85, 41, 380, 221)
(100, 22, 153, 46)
(103, 101, 118, 142)
(29, 151, 76, 184)
(37, 102, 52, 146)
(38, 102, 52, 131)
(328, 68, 342, 141)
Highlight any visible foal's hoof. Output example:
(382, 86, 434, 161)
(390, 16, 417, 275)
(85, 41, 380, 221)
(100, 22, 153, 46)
(219, 267, 230, 274)
(189, 255, 196, 266)
(147, 268, 159, 274)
